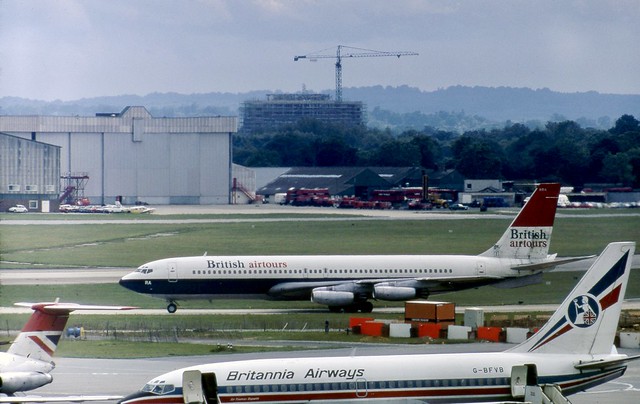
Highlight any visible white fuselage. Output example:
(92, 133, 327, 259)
(119, 254, 541, 300)
(123, 351, 626, 404)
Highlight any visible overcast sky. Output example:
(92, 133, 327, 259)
(1, 0, 638, 101)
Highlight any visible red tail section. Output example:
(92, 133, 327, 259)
(480, 183, 560, 260)
(511, 183, 560, 227)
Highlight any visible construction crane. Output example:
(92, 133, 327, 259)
(294, 45, 418, 102)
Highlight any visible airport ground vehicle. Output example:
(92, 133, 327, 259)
(8, 204, 28, 213)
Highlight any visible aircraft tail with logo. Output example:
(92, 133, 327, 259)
(509, 241, 635, 355)
(7, 300, 135, 364)
(480, 183, 560, 261)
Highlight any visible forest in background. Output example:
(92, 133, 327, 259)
(234, 114, 640, 188)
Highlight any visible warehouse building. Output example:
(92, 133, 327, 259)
(0, 106, 238, 206)
(240, 93, 365, 133)
(0, 133, 61, 212)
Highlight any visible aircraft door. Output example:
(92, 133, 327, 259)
(510, 364, 538, 399)
(182, 370, 220, 404)
(182, 370, 205, 404)
(476, 262, 486, 276)
(355, 378, 368, 398)
(168, 262, 178, 283)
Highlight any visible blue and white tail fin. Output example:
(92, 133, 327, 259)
(7, 300, 136, 363)
(480, 183, 560, 260)
(509, 242, 635, 355)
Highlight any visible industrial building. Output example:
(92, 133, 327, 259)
(240, 93, 365, 133)
(0, 133, 61, 212)
(258, 167, 464, 202)
(0, 106, 237, 208)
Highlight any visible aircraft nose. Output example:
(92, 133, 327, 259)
(119, 277, 135, 290)
(118, 391, 150, 404)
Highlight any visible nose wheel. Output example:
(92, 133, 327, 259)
(167, 302, 178, 313)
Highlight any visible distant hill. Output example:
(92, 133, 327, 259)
(343, 85, 640, 123)
(2, 86, 638, 131)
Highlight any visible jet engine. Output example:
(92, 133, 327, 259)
(374, 286, 417, 301)
(311, 289, 355, 306)
(0, 371, 53, 394)
(374, 280, 428, 301)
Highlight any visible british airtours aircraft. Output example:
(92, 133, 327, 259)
(119, 241, 639, 404)
(0, 300, 134, 402)
(120, 183, 590, 313)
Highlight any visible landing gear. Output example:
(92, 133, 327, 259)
(167, 302, 178, 313)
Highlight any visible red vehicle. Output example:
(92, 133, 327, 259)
(286, 188, 334, 207)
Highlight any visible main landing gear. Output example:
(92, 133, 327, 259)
(167, 301, 178, 313)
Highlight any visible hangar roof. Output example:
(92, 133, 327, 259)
(0, 106, 237, 134)
(258, 166, 454, 196)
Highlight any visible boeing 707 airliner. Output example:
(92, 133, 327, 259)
(120, 183, 589, 313)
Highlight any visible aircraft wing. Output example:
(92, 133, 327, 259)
(0, 395, 122, 403)
(511, 255, 596, 272)
(269, 275, 504, 296)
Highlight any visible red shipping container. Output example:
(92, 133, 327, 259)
(360, 321, 387, 337)
(349, 317, 375, 329)
(416, 323, 442, 339)
(477, 327, 503, 342)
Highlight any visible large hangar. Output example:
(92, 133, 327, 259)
(0, 106, 237, 205)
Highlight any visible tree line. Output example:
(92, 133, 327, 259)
(233, 114, 640, 188)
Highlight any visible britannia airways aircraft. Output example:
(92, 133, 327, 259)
(120, 242, 639, 404)
(120, 183, 589, 313)
(0, 300, 134, 402)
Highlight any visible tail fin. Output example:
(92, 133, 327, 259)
(480, 183, 560, 260)
(7, 300, 135, 363)
(509, 241, 635, 354)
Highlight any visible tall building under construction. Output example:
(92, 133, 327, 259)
(240, 93, 365, 133)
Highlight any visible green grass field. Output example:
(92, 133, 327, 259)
(2, 213, 639, 268)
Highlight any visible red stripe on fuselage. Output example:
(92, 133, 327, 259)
(217, 386, 512, 403)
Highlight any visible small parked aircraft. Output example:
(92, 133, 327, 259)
(119, 241, 638, 404)
(0, 299, 134, 402)
(120, 183, 592, 313)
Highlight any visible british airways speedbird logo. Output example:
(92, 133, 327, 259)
(568, 295, 599, 328)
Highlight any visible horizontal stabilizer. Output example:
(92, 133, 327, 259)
(511, 255, 596, 271)
(574, 354, 640, 370)
(492, 272, 543, 289)
(14, 301, 137, 313)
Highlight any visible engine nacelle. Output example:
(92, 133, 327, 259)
(311, 290, 355, 306)
(374, 286, 417, 301)
(0, 371, 53, 394)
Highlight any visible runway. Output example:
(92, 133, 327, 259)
(31, 345, 640, 404)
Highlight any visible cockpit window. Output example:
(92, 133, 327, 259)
(136, 267, 154, 275)
(142, 382, 175, 395)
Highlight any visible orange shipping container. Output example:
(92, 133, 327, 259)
(360, 321, 388, 337)
(405, 301, 455, 321)
(477, 327, 503, 342)
(349, 317, 375, 329)
(416, 323, 442, 339)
